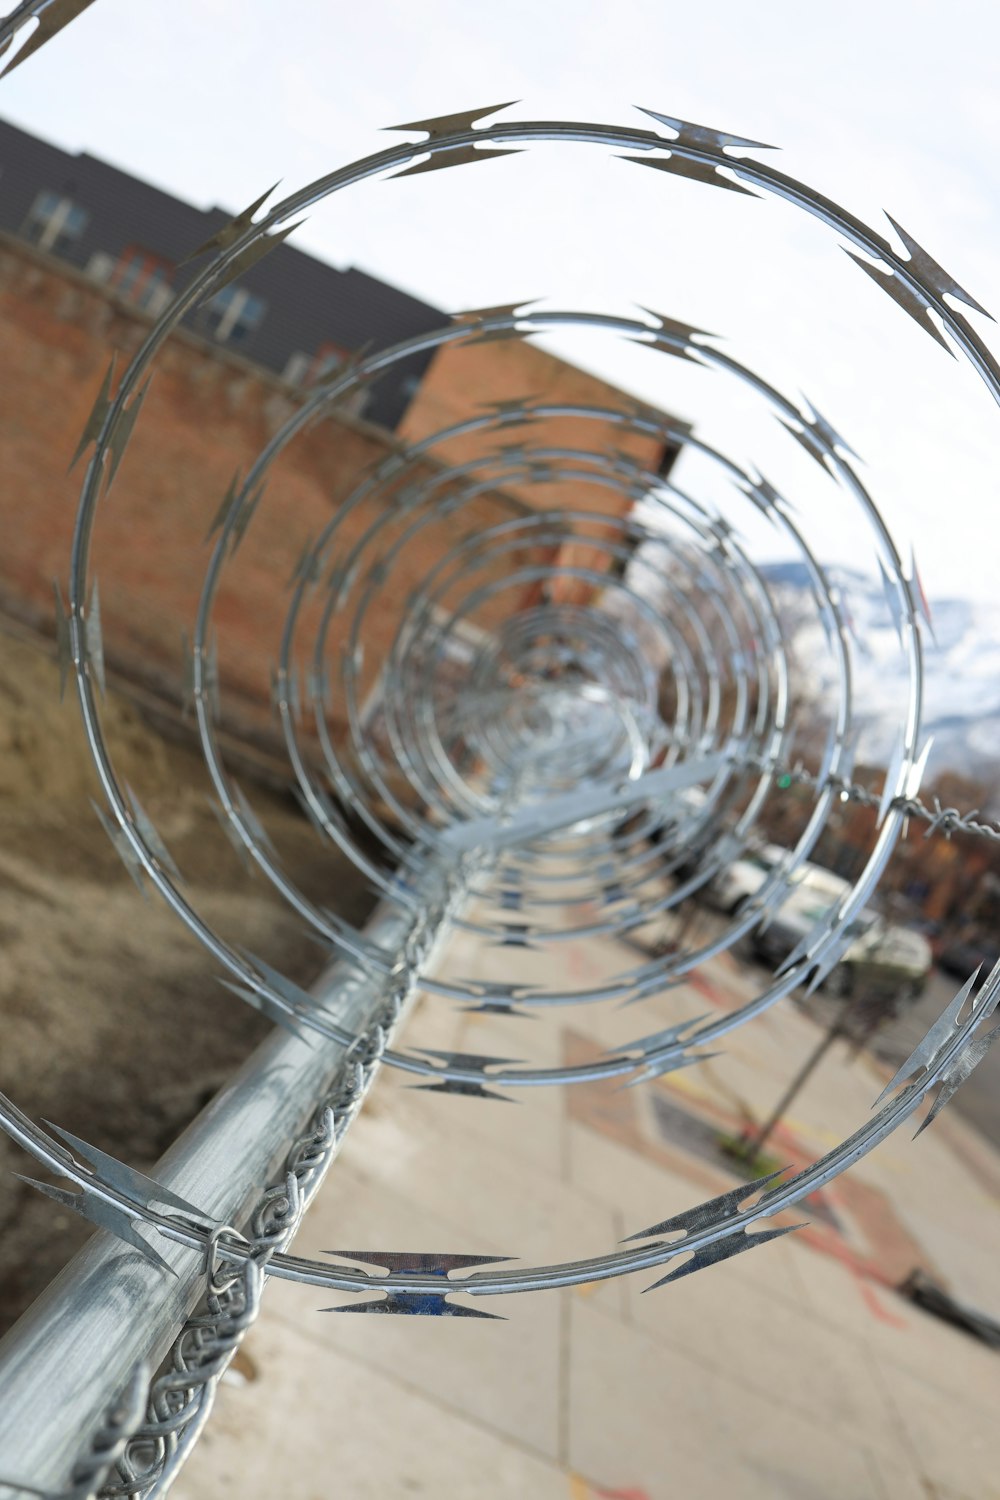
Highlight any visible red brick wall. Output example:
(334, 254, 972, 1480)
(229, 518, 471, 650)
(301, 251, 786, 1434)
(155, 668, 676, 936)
(398, 336, 675, 505)
(0, 239, 668, 754)
(0, 242, 533, 741)
(399, 337, 683, 607)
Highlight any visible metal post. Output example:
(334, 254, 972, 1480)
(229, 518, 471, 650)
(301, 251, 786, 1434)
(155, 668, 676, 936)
(0, 890, 449, 1492)
(737, 1018, 844, 1167)
(737, 983, 880, 1166)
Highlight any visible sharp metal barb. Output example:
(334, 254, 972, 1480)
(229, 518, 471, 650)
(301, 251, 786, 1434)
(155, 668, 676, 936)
(391, 145, 521, 179)
(218, 979, 312, 1041)
(383, 101, 519, 139)
(412, 1079, 515, 1102)
(493, 922, 539, 949)
(125, 784, 182, 884)
(293, 787, 339, 843)
(639, 307, 717, 345)
(881, 552, 911, 645)
(406, 1041, 519, 1099)
(237, 949, 316, 1012)
(800, 398, 860, 460)
(68, 355, 115, 472)
(205, 634, 221, 719)
(105, 377, 152, 492)
(321, 1292, 505, 1317)
(15, 1174, 177, 1277)
(480, 396, 542, 427)
(180, 182, 281, 265)
(83, 578, 106, 698)
(1, 0, 97, 78)
(412, 1047, 523, 1074)
(228, 480, 266, 552)
(909, 737, 934, 802)
(609, 448, 648, 478)
(908, 545, 936, 641)
(207, 794, 252, 870)
(306, 664, 330, 710)
(873, 965, 1000, 1107)
(206, 471, 242, 541)
(291, 537, 322, 588)
(777, 412, 839, 473)
(774, 921, 825, 976)
(624, 1168, 788, 1242)
(210, 221, 304, 294)
(491, 441, 534, 466)
(636, 108, 777, 155)
(464, 324, 532, 348)
(320, 1252, 514, 1315)
(914, 1021, 1000, 1136)
(462, 1001, 534, 1019)
(625, 1047, 722, 1085)
(619, 1014, 712, 1058)
(845, 248, 955, 355)
(643, 1222, 802, 1291)
(883, 213, 993, 321)
(42, 1122, 215, 1224)
(324, 1250, 512, 1275)
(877, 727, 908, 828)
(804, 942, 851, 996)
(452, 979, 532, 1003)
(620, 151, 761, 197)
(454, 301, 541, 323)
(633, 307, 717, 364)
(314, 339, 376, 393)
(91, 800, 145, 894)
(740, 473, 785, 525)
(52, 579, 72, 700)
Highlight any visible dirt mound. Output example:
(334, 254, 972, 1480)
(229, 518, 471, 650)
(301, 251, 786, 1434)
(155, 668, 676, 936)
(0, 629, 375, 1334)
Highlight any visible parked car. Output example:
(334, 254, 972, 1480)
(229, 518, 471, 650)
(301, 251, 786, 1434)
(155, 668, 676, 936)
(704, 843, 789, 913)
(754, 889, 932, 999)
(706, 847, 850, 914)
(938, 935, 1000, 979)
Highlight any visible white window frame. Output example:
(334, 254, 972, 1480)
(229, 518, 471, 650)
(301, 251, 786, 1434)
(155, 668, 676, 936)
(24, 191, 88, 254)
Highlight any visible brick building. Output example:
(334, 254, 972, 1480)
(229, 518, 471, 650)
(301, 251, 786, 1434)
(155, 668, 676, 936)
(0, 117, 688, 762)
(0, 116, 447, 430)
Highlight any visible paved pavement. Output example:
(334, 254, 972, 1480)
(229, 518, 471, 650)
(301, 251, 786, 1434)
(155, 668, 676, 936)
(176, 902, 1000, 1500)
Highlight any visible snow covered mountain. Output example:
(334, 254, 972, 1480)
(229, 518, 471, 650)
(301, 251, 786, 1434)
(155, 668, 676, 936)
(759, 562, 1000, 782)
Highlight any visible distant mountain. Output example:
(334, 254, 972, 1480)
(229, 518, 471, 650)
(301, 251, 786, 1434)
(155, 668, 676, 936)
(758, 563, 1000, 784)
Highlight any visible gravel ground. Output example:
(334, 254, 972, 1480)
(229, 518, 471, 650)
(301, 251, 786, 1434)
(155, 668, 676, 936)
(0, 630, 375, 1335)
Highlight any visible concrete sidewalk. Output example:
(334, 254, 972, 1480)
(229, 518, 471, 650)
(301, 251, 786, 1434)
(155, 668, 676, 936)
(176, 908, 1000, 1500)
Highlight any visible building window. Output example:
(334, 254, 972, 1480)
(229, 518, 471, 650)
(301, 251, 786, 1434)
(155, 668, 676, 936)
(283, 342, 351, 387)
(399, 373, 421, 403)
(656, 440, 682, 481)
(201, 285, 266, 345)
(22, 191, 88, 256)
(282, 351, 312, 386)
(312, 343, 346, 381)
(112, 245, 173, 312)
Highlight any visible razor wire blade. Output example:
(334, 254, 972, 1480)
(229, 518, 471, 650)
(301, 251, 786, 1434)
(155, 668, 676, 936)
(1, 83, 1000, 1499)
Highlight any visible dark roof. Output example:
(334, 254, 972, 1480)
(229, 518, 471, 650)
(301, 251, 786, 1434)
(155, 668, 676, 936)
(0, 115, 450, 428)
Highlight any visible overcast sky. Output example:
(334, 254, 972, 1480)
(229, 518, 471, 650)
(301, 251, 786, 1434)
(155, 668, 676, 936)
(3, 0, 999, 606)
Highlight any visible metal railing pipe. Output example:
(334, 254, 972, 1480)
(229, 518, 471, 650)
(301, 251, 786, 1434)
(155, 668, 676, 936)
(0, 886, 448, 1492)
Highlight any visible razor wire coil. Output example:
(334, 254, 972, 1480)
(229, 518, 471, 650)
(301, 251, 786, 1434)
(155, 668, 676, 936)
(1, 85, 999, 1498)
